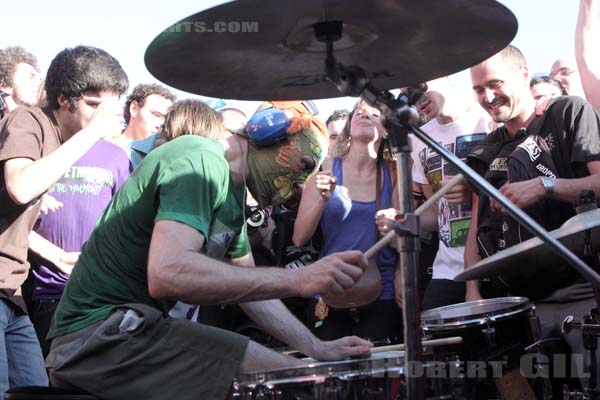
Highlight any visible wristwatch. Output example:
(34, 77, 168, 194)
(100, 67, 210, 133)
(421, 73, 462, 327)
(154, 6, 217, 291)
(540, 176, 555, 196)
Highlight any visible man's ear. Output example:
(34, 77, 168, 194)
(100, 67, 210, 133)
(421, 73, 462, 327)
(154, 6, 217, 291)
(520, 64, 530, 81)
(130, 100, 139, 118)
(57, 93, 70, 109)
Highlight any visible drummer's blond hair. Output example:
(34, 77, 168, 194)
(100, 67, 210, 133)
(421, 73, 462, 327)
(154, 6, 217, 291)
(156, 99, 226, 145)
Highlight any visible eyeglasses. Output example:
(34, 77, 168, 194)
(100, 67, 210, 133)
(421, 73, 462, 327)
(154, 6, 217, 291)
(552, 68, 578, 78)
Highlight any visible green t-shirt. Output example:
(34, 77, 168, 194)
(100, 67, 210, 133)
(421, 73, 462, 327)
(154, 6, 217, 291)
(49, 136, 249, 338)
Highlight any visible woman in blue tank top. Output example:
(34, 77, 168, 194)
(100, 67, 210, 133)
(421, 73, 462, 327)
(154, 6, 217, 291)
(293, 100, 403, 343)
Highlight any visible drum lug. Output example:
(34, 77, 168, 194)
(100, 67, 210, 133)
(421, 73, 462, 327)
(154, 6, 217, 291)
(481, 323, 496, 349)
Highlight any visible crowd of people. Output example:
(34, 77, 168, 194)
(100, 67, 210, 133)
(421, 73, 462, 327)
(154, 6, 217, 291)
(1, 0, 600, 399)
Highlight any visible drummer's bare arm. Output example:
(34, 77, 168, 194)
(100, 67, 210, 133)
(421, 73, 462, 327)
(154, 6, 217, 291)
(464, 193, 483, 302)
(492, 161, 600, 212)
(239, 296, 372, 361)
(230, 254, 372, 361)
(292, 171, 335, 246)
(147, 220, 368, 305)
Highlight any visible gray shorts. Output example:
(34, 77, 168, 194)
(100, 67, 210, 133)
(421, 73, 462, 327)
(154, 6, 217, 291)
(46, 303, 249, 400)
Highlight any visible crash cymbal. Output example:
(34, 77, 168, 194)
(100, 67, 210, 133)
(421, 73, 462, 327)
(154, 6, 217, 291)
(145, 0, 517, 100)
(454, 209, 600, 282)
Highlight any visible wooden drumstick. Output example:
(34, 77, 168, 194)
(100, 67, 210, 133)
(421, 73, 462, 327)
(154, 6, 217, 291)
(369, 336, 463, 354)
(365, 174, 465, 259)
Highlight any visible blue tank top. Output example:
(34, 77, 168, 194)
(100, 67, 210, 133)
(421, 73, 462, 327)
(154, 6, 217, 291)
(320, 158, 397, 300)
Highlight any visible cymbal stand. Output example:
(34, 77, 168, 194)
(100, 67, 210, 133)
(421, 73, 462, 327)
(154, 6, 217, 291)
(315, 20, 425, 400)
(562, 311, 600, 400)
(561, 191, 600, 400)
(577, 191, 600, 308)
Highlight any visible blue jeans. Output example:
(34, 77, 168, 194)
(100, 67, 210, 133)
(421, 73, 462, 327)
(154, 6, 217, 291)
(0, 299, 48, 397)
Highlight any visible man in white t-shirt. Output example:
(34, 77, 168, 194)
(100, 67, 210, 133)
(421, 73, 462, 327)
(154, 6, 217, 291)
(409, 76, 497, 310)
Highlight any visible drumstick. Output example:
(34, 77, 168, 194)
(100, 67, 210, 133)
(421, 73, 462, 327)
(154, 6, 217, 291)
(369, 336, 463, 354)
(365, 174, 465, 259)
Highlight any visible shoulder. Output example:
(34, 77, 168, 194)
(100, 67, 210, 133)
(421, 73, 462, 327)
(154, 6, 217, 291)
(419, 118, 440, 134)
(483, 126, 505, 143)
(546, 95, 591, 116)
(160, 137, 229, 178)
(96, 140, 131, 163)
(169, 135, 223, 153)
(1, 106, 49, 130)
(154, 136, 226, 163)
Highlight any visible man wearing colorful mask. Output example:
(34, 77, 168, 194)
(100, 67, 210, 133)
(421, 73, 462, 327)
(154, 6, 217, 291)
(46, 101, 371, 400)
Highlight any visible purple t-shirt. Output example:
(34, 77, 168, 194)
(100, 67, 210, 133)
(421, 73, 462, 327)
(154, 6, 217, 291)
(31, 140, 131, 300)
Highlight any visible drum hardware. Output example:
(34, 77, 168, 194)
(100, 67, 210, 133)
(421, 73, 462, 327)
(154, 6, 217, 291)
(560, 194, 600, 400)
(481, 323, 496, 349)
(524, 337, 560, 400)
(562, 311, 600, 400)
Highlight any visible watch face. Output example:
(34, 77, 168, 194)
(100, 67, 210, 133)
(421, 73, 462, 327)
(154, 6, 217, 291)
(541, 177, 554, 192)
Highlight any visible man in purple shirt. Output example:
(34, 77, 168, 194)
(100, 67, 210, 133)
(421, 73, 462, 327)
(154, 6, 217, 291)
(28, 139, 130, 356)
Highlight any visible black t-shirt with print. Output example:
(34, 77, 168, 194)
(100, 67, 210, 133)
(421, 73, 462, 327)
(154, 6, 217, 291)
(467, 96, 600, 299)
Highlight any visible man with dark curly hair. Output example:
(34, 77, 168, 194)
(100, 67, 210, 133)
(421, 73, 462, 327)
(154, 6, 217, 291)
(0, 45, 128, 397)
(0, 46, 41, 118)
(114, 83, 175, 165)
(118, 84, 175, 142)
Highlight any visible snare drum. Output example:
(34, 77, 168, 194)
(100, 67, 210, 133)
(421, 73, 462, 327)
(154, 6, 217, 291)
(421, 297, 538, 374)
(231, 351, 457, 399)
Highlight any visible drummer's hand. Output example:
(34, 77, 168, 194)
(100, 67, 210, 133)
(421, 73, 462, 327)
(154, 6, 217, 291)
(490, 179, 546, 213)
(375, 208, 400, 236)
(442, 175, 471, 204)
(310, 336, 373, 361)
(296, 251, 368, 298)
(315, 171, 337, 200)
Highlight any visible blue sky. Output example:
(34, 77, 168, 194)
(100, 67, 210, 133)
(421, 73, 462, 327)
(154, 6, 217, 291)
(0, 0, 582, 118)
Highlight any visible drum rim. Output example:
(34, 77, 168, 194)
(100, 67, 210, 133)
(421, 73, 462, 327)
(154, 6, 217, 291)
(420, 296, 532, 329)
(234, 351, 406, 387)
